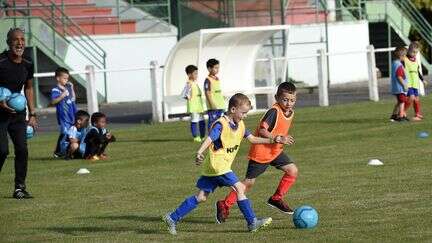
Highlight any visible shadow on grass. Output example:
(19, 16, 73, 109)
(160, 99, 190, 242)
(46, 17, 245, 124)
(43, 226, 160, 235)
(30, 156, 62, 161)
(182, 228, 248, 233)
(88, 214, 224, 225)
(4, 155, 59, 162)
(41, 214, 280, 235)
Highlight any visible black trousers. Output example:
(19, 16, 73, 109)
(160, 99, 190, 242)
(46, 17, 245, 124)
(0, 112, 28, 189)
(85, 140, 109, 157)
(54, 133, 65, 154)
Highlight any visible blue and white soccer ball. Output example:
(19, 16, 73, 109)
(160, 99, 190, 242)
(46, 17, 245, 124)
(0, 87, 12, 102)
(417, 131, 429, 139)
(26, 126, 34, 139)
(7, 93, 27, 111)
(293, 205, 319, 229)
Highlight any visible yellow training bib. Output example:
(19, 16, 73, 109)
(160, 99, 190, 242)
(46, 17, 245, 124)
(206, 76, 225, 110)
(405, 57, 420, 89)
(202, 116, 245, 176)
(187, 81, 205, 113)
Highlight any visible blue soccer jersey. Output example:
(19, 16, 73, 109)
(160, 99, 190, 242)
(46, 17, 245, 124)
(209, 121, 251, 150)
(60, 125, 87, 155)
(51, 84, 77, 134)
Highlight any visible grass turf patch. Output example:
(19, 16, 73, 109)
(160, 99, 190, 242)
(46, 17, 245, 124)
(0, 97, 431, 242)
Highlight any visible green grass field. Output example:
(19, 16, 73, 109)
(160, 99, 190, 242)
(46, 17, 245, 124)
(1, 97, 431, 242)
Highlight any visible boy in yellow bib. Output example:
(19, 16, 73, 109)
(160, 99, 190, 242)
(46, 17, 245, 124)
(163, 93, 284, 235)
(404, 42, 427, 121)
(182, 65, 206, 142)
(204, 58, 225, 130)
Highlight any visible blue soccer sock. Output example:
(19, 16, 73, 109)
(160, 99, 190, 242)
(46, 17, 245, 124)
(237, 198, 256, 225)
(190, 122, 199, 137)
(170, 195, 199, 222)
(199, 120, 206, 138)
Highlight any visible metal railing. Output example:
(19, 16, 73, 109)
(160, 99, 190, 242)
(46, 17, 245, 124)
(99, 0, 171, 34)
(339, 0, 432, 73)
(2, 0, 106, 71)
(124, 0, 171, 23)
(338, 0, 365, 20)
(34, 61, 163, 122)
(393, 0, 432, 47)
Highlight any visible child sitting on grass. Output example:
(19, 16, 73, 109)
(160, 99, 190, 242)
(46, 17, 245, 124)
(84, 112, 116, 161)
(60, 110, 89, 160)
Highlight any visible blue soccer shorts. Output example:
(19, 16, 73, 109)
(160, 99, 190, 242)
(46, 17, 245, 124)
(407, 87, 419, 97)
(196, 171, 239, 193)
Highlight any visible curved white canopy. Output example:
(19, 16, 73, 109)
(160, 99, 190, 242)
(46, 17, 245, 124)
(163, 25, 289, 119)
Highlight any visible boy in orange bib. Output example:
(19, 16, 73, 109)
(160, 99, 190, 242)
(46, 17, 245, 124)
(215, 82, 297, 223)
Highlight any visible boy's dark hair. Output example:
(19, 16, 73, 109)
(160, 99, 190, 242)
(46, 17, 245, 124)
(276, 82, 296, 97)
(394, 46, 407, 59)
(228, 93, 251, 110)
(91, 112, 106, 125)
(185, 65, 198, 74)
(75, 110, 90, 121)
(408, 41, 420, 56)
(206, 58, 219, 69)
(6, 27, 24, 45)
(409, 41, 420, 50)
(55, 67, 69, 77)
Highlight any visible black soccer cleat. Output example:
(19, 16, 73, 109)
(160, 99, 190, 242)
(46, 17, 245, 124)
(13, 188, 33, 199)
(215, 200, 229, 224)
(267, 197, 294, 214)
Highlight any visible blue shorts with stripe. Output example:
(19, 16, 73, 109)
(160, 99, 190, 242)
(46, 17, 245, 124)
(196, 171, 239, 193)
(407, 88, 419, 97)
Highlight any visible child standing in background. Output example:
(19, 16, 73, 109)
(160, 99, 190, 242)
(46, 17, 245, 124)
(204, 58, 225, 130)
(390, 47, 409, 122)
(51, 67, 77, 157)
(404, 42, 427, 121)
(182, 65, 206, 142)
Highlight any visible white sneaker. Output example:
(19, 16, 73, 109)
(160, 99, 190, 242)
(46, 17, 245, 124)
(162, 213, 177, 235)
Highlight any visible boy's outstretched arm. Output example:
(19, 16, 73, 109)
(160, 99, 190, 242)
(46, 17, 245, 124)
(247, 134, 294, 145)
(258, 127, 295, 145)
(247, 134, 275, 144)
(258, 127, 273, 140)
(195, 137, 212, 165)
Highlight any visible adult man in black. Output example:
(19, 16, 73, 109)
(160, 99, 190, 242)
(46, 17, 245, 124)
(0, 28, 38, 199)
